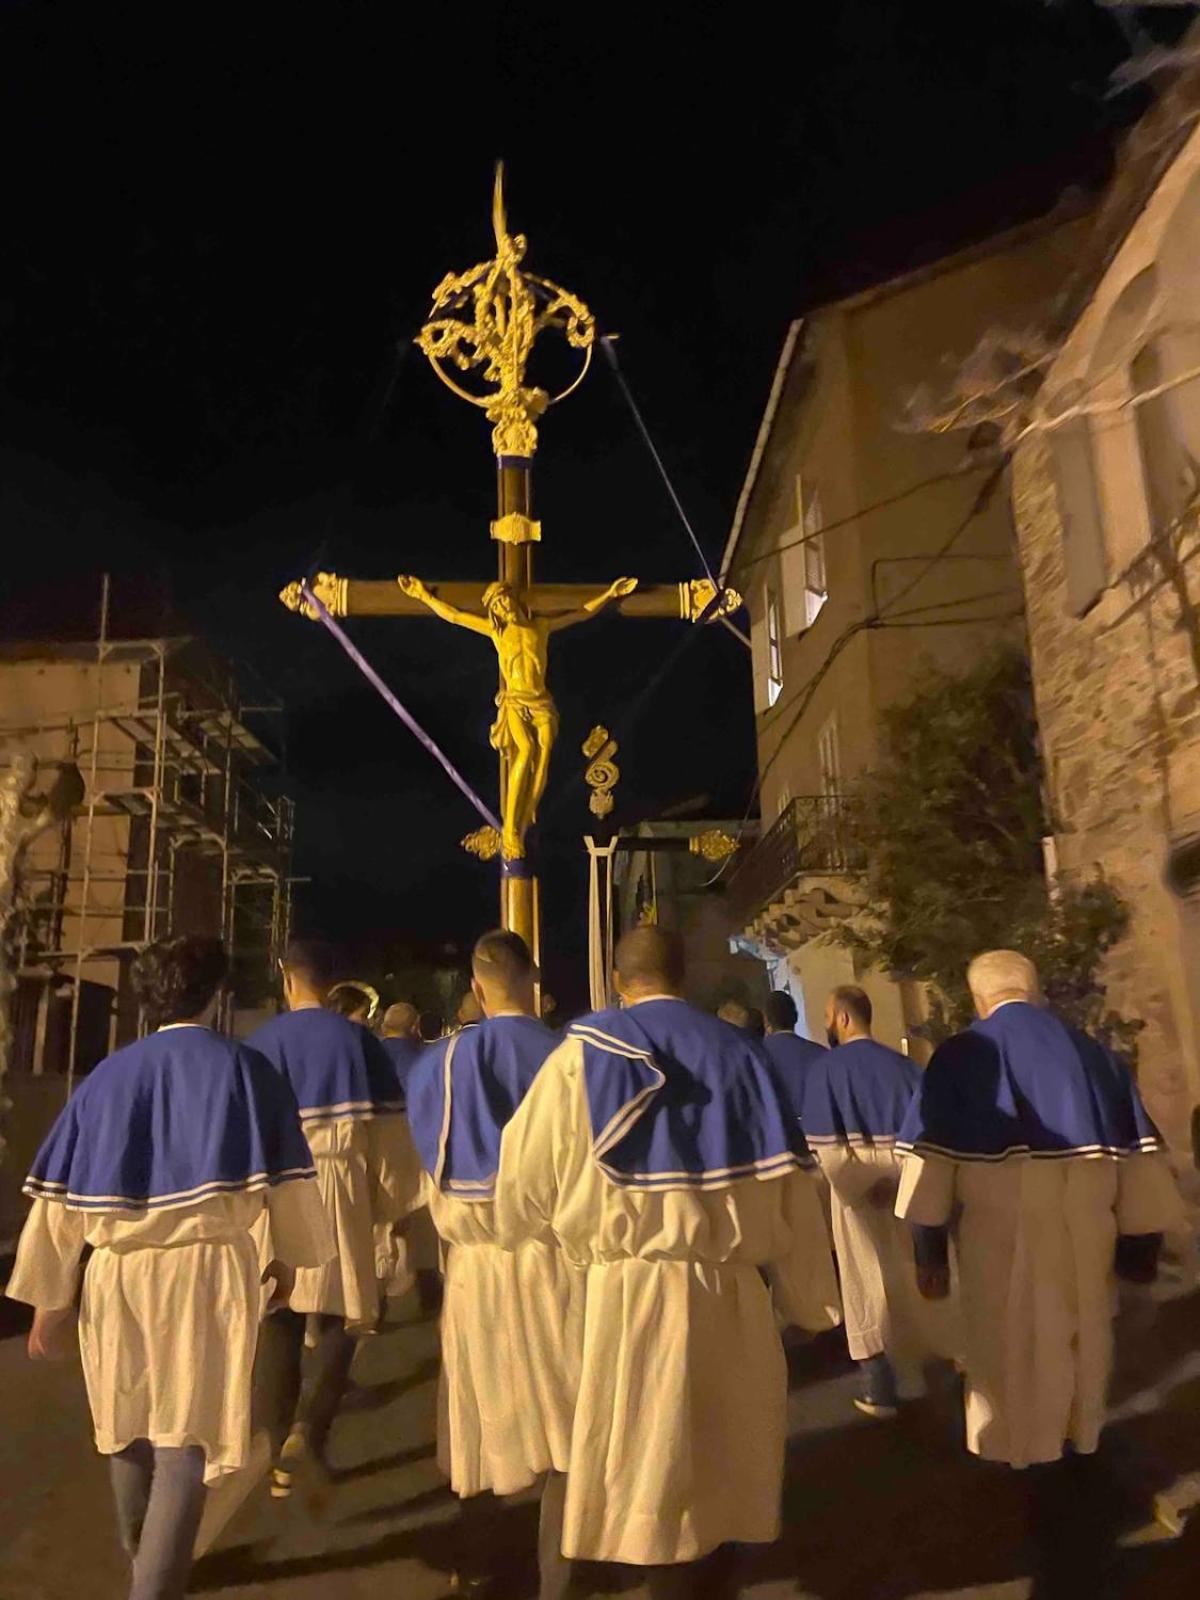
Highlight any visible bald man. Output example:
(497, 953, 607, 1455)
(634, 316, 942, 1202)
(897, 950, 1182, 1469)
(497, 926, 840, 1597)
(381, 1002, 421, 1082)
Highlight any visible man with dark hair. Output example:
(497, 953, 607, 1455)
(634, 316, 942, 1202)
(248, 938, 419, 1502)
(803, 986, 954, 1420)
(716, 997, 752, 1031)
(827, 984, 872, 1041)
(763, 990, 826, 1097)
(497, 924, 840, 1597)
(406, 930, 575, 1600)
(418, 1009, 445, 1043)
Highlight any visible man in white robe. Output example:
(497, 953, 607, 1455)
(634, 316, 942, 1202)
(496, 926, 841, 1598)
(378, 1000, 441, 1318)
(406, 929, 577, 1600)
(803, 985, 957, 1419)
(896, 949, 1183, 1470)
(248, 938, 421, 1500)
(6, 935, 332, 1600)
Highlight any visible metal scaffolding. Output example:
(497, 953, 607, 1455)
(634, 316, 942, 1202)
(3, 579, 295, 1086)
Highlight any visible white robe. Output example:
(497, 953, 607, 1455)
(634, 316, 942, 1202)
(424, 1177, 580, 1498)
(495, 1038, 842, 1566)
(288, 1112, 422, 1329)
(816, 1144, 959, 1382)
(896, 1150, 1183, 1467)
(7, 1181, 332, 1484)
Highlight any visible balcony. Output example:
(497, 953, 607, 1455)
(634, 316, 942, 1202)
(724, 794, 865, 948)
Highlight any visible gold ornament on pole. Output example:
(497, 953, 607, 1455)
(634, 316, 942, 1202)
(582, 726, 619, 819)
(415, 164, 596, 461)
(688, 828, 739, 863)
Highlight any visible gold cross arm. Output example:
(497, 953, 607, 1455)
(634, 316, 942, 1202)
(280, 573, 741, 624)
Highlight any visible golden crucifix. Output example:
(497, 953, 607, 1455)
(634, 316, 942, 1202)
(280, 165, 740, 963)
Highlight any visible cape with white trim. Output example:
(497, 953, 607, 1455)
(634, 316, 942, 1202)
(247, 1007, 405, 1127)
(801, 1037, 920, 1148)
(897, 1002, 1165, 1163)
(24, 1026, 315, 1213)
(571, 998, 816, 1191)
(406, 1016, 555, 1198)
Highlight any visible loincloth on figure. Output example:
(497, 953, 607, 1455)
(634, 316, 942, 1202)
(489, 688, 560, 753)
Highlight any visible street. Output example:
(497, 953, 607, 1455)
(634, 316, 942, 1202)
(3, 1275, 1200, 1600)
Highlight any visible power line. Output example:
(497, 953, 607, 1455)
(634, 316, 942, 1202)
(727, 460, 995, 581)
(601, 336, 720, 588)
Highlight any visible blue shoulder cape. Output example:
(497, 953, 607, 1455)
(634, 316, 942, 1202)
(571, 998, 815, 1191)
(247, 1008, 405, 1127)
(380, 1035, 422, 1103)
(24, 1026, 315, 1213)
(897, 1002, 1165, 1163)
(406, 1016, 556, 1199)
(801, 1037, 920, 1148)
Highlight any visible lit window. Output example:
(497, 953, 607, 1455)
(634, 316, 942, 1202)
(803, 487, 827, 627)
(766, 589, 783, 706)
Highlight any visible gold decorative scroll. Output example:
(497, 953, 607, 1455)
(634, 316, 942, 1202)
(679, 578, 744, 623)
(582, 725, 619, 819)
(415, 164, 595, 459)
(688, 828, 738, 862)
(278, 571, 347, 621)
(462, 825, 502, 860)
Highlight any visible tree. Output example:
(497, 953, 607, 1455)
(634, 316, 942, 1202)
(835, 647, 1139, 1057)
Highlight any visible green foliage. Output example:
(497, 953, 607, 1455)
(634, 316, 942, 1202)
(835, 647, 1139, 1056)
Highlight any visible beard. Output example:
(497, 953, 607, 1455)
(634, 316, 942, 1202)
(826, 1028, 839, 1049)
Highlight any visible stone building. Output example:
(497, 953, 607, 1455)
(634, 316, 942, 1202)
(1008, 73, 1200, 1150)
(720, 214, 1087, 1053)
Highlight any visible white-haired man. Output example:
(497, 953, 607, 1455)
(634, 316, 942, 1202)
(896, 949, 1182, 1470)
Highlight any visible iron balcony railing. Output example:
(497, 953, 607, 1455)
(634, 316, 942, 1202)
(724, 793, 861, 932)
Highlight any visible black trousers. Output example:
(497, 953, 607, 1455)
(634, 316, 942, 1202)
(254, 1308, 356, 1464)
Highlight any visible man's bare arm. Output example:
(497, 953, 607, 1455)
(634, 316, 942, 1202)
(397, 575, 493, 636)
(546, 576, 638, 634)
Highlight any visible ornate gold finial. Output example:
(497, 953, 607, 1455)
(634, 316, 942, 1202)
(416, 162, 595, 459)
(679, 579, 744, 624)
(582, 725, 619, 819)
(462, 825, 502, 860)
(688, 828, 738, 863)
(279, 572, 347, 620)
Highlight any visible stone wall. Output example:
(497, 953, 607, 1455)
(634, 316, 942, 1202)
(1012, 438, 1200, 1147)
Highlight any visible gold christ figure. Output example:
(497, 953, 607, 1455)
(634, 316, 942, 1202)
(396, 573, 638, 860)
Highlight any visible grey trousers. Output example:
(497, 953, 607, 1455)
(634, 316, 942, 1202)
(254, 1307, 356, 1463)
(108, 1440, 207, 1600)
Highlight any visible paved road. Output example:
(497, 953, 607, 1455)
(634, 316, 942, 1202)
(3, 1278, 1200, 1599)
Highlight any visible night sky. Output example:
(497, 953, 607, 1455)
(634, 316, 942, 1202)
(0, 2, 1180, 1005)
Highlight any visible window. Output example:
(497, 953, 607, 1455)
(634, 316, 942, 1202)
(802, 486, 828, 627)
(766, 588, 783, 706)
(1049, 414, 1107, 616)
(818, 714, 841, 799)
(1132, 337, 1200, 533)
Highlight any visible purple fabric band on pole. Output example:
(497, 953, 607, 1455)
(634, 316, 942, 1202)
(299, 582, 503, 836)
(500, 857, 534, 880)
